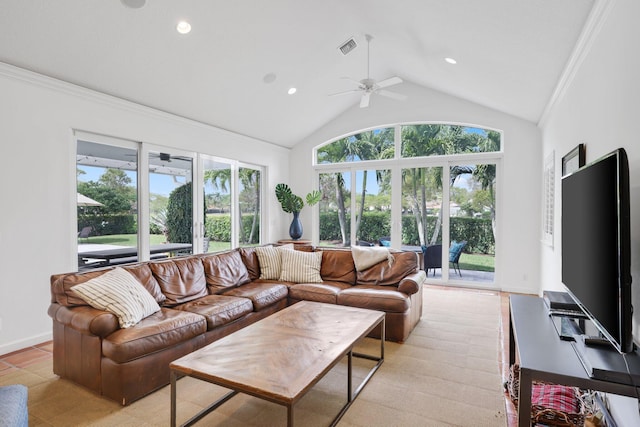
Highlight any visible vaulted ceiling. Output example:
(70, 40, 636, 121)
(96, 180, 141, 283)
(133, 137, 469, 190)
(0, 0, 595, 147)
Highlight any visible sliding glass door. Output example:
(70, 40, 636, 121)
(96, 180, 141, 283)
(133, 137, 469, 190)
(76, 137, 139, 269)
(75, 133, 264, 270)
(148, 149, 194, 257)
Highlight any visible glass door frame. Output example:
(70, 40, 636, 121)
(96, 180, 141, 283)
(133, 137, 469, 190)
(314, 152, 502, 287)
(142, 143, 197, 259)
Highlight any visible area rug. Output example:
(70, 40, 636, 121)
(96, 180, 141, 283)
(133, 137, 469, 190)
(1, 286, 506, 426)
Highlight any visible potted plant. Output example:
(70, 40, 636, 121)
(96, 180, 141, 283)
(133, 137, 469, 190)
(275, 183, 321, 240)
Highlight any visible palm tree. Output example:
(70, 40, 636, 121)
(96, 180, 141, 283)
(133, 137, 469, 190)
(239, 168, 260, 244)
(317, 128, 393, 245)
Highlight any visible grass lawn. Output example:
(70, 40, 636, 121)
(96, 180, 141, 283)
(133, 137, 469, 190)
(459, 253, 495, 272)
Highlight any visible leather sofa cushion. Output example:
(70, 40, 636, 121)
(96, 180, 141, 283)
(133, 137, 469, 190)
(102, 308, 206, 363)
(289, 282, 352, 304)
(221, 282, 288, 311)
(337, 286, 410, 313)
(201, 251, 250, 292)
(174, 295, 253, 330)
(123, 264, 166, 305)
(239, 247, 261, 281)
(149, 257, 207, 307)
(356, 251, 418, 286)
(320, 250, 356, 284)
(51, 270, 110, 306)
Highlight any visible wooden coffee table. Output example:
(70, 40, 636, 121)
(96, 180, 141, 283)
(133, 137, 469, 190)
(170, 301, 385, 427)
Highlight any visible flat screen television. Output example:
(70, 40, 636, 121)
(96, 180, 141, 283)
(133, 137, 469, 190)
(561, 147, 633, 354)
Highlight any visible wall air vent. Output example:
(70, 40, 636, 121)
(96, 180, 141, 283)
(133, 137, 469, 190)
(338, 38, 358, 55)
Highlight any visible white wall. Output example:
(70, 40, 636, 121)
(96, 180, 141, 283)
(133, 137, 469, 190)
(290, 81, 542, 294)
(0, 63, 290, 355)
(540, 0, 640, 424)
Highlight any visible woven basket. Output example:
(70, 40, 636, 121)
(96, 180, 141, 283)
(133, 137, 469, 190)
(532, 405, 585, 427)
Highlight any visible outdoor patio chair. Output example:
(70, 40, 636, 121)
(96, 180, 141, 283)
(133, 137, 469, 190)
(449, 240, 467, 277)
(77, 226, 92, 242)
(421, 244, 442, 276)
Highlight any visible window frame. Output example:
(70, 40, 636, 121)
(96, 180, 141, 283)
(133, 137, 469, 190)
(312, 123, 502, 286)
(73, 131, 264, 270)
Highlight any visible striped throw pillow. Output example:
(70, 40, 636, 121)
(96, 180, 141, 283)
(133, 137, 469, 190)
(71, 267, 160, 328)
(279, 250, 323, 283)
(255, 244, 293, 280)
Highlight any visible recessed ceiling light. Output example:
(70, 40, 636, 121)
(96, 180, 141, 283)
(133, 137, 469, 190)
(263, 73, 277, 84)
(176, 21, 192, 34)
(288, 88, 297, 95)
(121, 0, 146, 9)
(445, 57, 457, 65)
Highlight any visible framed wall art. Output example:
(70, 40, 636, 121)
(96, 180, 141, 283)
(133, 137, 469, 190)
(562, 143, 585, 176)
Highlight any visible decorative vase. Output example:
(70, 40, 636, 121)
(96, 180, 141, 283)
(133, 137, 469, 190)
(289, 211, 303, 240)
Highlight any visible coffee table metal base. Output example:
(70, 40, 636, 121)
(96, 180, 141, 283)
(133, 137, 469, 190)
(170, 320, 384, 427)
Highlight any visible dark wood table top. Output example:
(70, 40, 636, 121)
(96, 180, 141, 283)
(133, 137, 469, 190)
(79, 243, 192, 260)
(170, 301, 384, 405)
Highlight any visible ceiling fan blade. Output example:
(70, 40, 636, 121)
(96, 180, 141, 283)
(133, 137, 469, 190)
(378, 89, 407, 101)
(329, 89, 361, 97)
(360, 92, 371, 108)
(377, 76, 403, 89)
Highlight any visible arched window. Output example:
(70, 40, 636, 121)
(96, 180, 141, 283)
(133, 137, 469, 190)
(314, 123, 501, 287)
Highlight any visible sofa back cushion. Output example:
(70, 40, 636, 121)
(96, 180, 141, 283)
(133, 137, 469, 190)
(356, 251, 418, 286)
(122, 264, 166, 305)
(239, 247, 261, 280)
(201, 250, 250, 293)
(320, 250, 356, 285)
(149, 257, 207, 306)
(50, 263, 165, 307)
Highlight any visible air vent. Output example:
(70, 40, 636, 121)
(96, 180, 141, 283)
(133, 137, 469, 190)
(338, 38, 357, 55)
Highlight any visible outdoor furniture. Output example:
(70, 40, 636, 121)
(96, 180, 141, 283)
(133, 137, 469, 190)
(422, 244, 442, 276)
(77, 226, 92, 242)
(449, 240, 467, 276)
(77, 243, 193, 268)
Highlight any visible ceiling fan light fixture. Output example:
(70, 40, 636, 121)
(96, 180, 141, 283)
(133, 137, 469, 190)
(176, 21, 192, 34)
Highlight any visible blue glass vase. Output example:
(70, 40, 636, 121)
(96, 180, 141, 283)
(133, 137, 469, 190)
(289, 211, 303, 240)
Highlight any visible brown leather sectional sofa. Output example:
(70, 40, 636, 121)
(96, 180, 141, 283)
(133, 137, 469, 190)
(48, 246, 425, 405)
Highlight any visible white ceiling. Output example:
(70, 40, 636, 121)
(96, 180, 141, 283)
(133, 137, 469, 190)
(0, 0, 595, 147)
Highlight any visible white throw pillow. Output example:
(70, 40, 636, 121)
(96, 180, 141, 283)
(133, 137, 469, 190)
(279, 250, 323, 283)
(255, 244, 293, 280)
(71, 267, 160, 328)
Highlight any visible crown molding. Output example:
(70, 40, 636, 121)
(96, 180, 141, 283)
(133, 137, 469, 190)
(0, 61, 287, 150)
(538, 0, 615, 128)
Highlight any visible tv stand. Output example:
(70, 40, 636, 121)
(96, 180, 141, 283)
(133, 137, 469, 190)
(510, 295, 639, 427)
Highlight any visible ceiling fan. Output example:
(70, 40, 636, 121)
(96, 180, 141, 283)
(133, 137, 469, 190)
(330, 34, 406, 108)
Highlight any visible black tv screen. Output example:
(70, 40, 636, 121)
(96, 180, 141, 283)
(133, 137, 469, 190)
(561, 148, 633, 353)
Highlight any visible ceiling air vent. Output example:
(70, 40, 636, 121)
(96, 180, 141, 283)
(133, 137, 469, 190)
(338, 38, 357, 55)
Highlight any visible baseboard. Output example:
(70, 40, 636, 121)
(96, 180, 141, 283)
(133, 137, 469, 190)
(0, 332, 52, 356)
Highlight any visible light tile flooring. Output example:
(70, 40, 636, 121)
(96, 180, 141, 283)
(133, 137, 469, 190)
(1, 292, 518, 427)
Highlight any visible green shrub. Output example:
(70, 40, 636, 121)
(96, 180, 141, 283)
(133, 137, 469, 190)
(166, 182, 193, 243)
(318, 211, 494, 254)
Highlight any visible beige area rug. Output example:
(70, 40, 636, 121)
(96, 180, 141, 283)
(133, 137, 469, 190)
(1, 287, 506, 426)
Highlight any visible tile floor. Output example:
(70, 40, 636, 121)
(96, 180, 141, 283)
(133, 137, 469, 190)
(1, 293, 519, 427)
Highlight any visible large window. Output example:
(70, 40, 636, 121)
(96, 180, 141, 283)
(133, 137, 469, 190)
(315, 123, 500, 286)
(76, 133, 263, 270)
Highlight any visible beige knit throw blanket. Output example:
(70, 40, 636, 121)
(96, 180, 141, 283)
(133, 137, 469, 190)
(351, 246, 395, 271)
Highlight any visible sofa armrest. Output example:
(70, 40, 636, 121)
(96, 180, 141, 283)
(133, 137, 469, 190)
(397, 270, 426, 295)
(48, 303, 119, 338)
